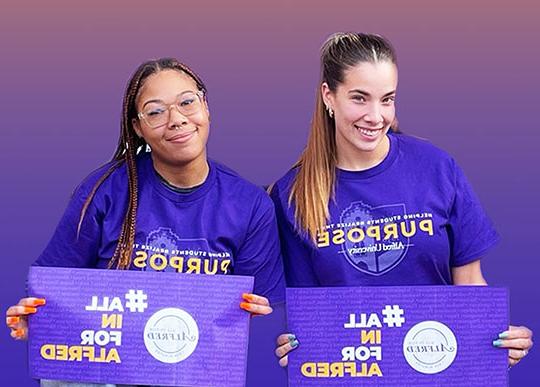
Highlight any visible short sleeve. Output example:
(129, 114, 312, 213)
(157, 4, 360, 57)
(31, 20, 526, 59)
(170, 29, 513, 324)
(33, 179, 104, 268)
(270, 183, 320, 287)
(233, 193, 286, 304)
(447, 159, 500, 267)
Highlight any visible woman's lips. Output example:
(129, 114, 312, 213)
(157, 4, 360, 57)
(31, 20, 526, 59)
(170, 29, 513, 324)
(166, 129, 196, 144)
(354, 125, 383, 139)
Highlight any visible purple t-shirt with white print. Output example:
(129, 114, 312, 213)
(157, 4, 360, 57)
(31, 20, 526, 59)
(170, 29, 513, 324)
(270, 133, 499, 287)
(34, 152, 285, 303)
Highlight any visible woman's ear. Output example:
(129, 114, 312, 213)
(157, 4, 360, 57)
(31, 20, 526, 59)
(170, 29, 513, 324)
(321, 82, 333, 111)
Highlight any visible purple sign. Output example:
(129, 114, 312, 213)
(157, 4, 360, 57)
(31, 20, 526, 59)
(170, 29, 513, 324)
(286, 286, 508, 386)
(27, 267, 254, 386)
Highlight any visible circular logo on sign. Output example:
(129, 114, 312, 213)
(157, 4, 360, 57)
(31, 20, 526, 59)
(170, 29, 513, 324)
(402, 320, 457, 374)
(143, 307, 199, 363)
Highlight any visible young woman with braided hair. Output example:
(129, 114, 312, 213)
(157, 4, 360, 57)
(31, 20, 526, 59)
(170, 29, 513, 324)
(6, 58, 285, 386)
(271, 33, 532, 368)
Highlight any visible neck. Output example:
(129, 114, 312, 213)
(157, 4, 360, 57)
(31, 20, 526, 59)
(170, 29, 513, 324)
(337, 134, 390, 171)
(151, 154, 209, 188)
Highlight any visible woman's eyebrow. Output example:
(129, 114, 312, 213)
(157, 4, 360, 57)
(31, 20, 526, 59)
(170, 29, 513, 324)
(141, 90, 194, 108)
(348, 89, 395, 97)
(142, 98, 164, 108)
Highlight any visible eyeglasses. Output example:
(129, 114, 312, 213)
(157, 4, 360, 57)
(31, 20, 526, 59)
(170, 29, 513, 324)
(137, 90, 204, 128)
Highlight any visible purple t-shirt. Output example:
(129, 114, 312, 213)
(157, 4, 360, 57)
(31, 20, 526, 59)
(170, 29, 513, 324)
(35, 152, 285, 303)
(270, 133, 499, 287)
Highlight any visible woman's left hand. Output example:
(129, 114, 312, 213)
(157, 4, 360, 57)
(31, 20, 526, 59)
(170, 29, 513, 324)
(239, 293, 273, 316)
(493, 325, 533, 367)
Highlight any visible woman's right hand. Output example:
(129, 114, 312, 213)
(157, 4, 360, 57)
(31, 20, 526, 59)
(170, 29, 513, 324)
(6, 297, 46, 340)
(275, 333, 299, 367)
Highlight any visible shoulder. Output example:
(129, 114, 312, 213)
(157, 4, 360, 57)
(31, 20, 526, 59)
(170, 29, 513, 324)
(394, 133, 452, 161)
(393, 133, 457, 172)
(267, 167, 301, 225)
(71, 153, 149, 204)
(73, 160, 124, 197)
(210, 159, 275, 211)
(270, 166, 299, 201)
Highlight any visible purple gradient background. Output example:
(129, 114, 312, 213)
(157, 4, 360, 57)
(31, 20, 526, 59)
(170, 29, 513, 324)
(1, 1, 538, 386)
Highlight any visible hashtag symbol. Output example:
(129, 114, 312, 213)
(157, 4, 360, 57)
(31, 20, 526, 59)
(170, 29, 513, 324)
(382, 305, 405, 327)
(125, 290, 148, 313)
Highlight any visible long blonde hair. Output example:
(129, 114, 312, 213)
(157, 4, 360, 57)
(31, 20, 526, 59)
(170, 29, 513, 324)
(290, 33, 398, 242)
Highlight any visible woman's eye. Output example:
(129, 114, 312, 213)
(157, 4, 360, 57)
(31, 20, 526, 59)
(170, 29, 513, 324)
(147, 108, 165, 116)
(383, 96, 395, 104)
(351, 95, 366, 102)
(180, 98, 195, 107)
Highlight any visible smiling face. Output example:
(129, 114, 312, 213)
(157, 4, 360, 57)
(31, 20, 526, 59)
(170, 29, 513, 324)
(322, 60, 398, 169)
(133, 69, 210, 170)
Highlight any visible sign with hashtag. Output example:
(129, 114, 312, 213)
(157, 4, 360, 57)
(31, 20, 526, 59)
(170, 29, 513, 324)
(286, 286, 508, 386)
(26, 266, 254, 386)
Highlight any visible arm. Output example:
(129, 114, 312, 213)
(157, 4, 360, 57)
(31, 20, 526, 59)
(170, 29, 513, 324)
(269, 183, 317, 366)
(270, 183, 320, 287)
(235, 192, 286, 316)
(33, 180, 104, 268)
(451, 259, 487, 285)
(6, 174, 106, 340)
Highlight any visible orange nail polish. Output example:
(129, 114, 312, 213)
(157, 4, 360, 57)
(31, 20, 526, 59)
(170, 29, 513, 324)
(240, 302, 251, 311)
(243, 293, 255, 302)
(23, 307, 37, 314)
(33, 298, 46, 306)
(14, 328, 25, 338)
(6, 316, 20, 325)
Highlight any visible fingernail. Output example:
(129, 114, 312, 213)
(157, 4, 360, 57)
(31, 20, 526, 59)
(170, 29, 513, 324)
(291, 339, 299, 348)
(34, 298, 46, 306)
(239, 302, 251, 311)
(288, 334, 296, 342)
(492, 339, 503, 347)
(14, 328, 25, 338)
(242, 293, 255, 302)
(6, 316, 20, 325)
(23, 307, 37, 314)
(498, 331, 509, 339)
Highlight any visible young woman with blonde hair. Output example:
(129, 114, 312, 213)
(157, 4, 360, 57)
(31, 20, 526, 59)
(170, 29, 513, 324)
(271, 32, 532, 367)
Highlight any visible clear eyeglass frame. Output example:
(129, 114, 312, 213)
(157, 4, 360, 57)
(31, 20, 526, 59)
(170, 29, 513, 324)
(137, 90, 205, 128)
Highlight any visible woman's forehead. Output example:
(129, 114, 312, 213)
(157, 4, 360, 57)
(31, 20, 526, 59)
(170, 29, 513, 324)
(137, 70, 197, 103)
(340, 61, 398, 93)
